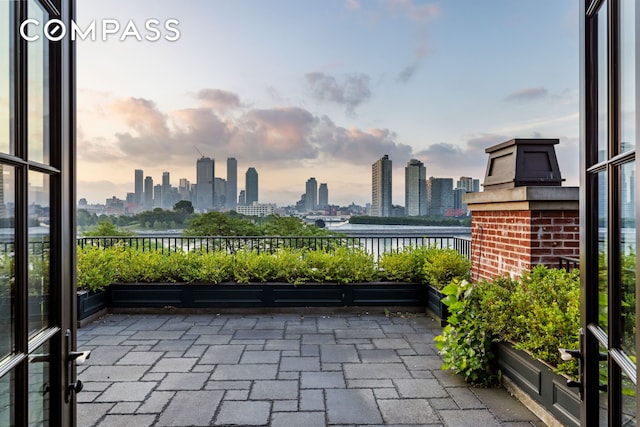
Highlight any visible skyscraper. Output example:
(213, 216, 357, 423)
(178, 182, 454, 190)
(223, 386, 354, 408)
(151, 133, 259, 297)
(214, 177, 227, 208)
(161, 171, 171, 209)
(427, 177, 454, 217)
(371, 155, 392, 217)
(456, 176, 479, 193)
(153, 184, 162, 208)
(405, 159, 426, 216)
(226, 157, 237, 210)
(318, 183, 328, 209)
(134, 169, 143, 206)
(246, 167, 258, 205)
(196, 157, 214, 211)
(238, 190, 246, 206)
(305, 177, 317, 212)
(144, 176, 153, 209)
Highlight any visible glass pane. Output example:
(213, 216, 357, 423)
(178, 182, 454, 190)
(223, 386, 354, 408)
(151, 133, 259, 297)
(620, 0, 636, 153)
(597, 1, 608, 162)
(0, 371, 13, 426)
(599, 171, 609, 329)
(27, 340, 50, 427)
(622, 370, 637, 427)
(26, 0, 49, 164)
(28, 172, 49, 336)
(600, 343, 609, 427)
(0, 1, 13, 154)
(0, 166, 15, 359)
(620, 162, 636, 357)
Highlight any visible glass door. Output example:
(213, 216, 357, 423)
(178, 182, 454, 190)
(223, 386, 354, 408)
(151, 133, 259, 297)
(0, 0, 77, 425)
(581, 0, 638, 425)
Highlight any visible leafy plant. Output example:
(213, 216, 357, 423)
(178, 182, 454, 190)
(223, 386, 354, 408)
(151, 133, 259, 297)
(435, 278, 497, 385)
(378, 246, 427, 282)
(77, 245, 116, 292)
(422, 246, 471, 289)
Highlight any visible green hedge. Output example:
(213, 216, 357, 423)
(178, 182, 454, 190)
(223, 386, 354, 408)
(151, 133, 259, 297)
(435, 266, 581, 385)
(77, 244, 472, 291)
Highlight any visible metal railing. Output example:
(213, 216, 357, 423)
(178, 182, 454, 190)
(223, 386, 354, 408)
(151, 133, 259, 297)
(77, 235, 472, 260)
(558, 256, 580, 271)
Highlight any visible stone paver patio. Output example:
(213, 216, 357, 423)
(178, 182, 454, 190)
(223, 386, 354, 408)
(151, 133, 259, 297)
(77, 312, 545, 426)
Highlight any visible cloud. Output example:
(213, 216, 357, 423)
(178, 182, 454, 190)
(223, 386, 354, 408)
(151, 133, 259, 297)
(312, 115, 412, 163)
(345, 0, 360, 10)
(196, 89, 241, 111)
(383, 0, 441, 23)
(383, 0, 440, 83)
(305, 72, 372, 115)
(413, 134, 507, 178)
(79, 93, 411, 170)
(505, 86, 549, 102)
(109, 97, 169, 137)
(396, 61, 420, 83)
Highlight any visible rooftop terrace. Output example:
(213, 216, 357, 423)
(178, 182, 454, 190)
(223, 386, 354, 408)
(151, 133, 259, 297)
(77, 312, 544, 426)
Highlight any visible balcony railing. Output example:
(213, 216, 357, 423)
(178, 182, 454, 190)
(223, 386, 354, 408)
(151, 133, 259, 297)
(558, 255, 580, 271)
(77, 235, 472, 260)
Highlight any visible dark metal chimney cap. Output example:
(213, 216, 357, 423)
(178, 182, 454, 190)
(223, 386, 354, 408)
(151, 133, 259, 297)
(483, 138, 564, 190)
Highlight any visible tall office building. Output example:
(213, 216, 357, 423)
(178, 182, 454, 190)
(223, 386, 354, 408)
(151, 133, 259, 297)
(456, 176, 480, 193)
(246, 167, 258, 205)
(318, 183, 328, 209)
(305, 177, 317, 212)
(427, 177, 454, 217)
(238, 190, 246, 206)
(178, 178, 191, 201)
(405, 159, 427, 216)
(196, 157, 214, 211)
(144, 176, 153, 209)
(226, 157, 237, 210)
(214, 177, 227, 208)
(153, 184, 162, 208)
(134, 169, 143, 206)
(371, 155, 392, 217)
(161, 171, 171, 209)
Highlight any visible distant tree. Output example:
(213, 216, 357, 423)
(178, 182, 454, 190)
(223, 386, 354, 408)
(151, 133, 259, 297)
(261, 215, 334, 236)
(82, 221, 134, 237)
(183, 212, 261, 236)
(174, 200, 194, 214)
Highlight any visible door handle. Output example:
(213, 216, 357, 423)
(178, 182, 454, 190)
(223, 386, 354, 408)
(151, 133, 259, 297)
(65, 329, 91, 402)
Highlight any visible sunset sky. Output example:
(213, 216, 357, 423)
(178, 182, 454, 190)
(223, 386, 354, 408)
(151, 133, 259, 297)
(76, 0, 579, 207)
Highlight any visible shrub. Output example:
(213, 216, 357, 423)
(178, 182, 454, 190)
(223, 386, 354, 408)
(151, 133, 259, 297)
(422, 246, 471, 289)
(378, 246, 427, 282)
(77, 246, 116, 292)
(435, 266, 581, 383)
(435, 278, 497, 386)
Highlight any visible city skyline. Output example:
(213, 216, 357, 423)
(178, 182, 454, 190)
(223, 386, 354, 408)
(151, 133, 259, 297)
(75, 1, 579, 206)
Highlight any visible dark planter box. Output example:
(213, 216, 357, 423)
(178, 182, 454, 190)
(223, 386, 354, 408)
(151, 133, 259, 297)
(107, 282, 426, 309)
(496, 342, 580, 427)
(77, 290, 108, 320)
(425, 285, 448, 325)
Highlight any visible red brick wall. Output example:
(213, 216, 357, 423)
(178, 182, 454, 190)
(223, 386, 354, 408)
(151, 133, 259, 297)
(471, 209, 579, 282)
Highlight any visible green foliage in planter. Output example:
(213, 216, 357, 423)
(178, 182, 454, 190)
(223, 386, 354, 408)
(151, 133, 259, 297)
(422, 246, 471, 289)
(184, 251, 233, 284)
(378, 246, 428, 282)
(77, 246, 116, 292)
(435, 266, 581, 383)
(434, 278, 497, 386)
(489, 266, 580, 377)
(305, 247, 377, 284)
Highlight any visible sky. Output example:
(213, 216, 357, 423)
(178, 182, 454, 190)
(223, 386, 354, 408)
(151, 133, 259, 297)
(76, 0, 580, 207)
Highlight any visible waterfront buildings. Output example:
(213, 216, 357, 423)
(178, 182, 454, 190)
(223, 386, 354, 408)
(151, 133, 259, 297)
(196, 157, 214, 211)
(246, 167, 259, 205)
(227, 157, 237, 210)
(134, 169, 143, 206)
(305, 177, 318, 212)
(319, 183, 328, 209)
(405, 159, 427, 216)
(371, 155, 392, 217)
(427, 177, 454, 217)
